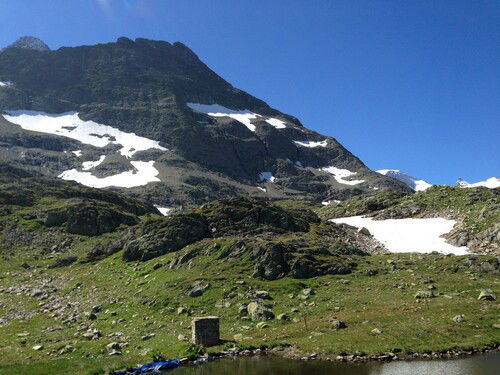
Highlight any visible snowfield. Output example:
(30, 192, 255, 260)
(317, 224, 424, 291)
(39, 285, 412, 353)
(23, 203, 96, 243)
(59, 161, 161, 188)
(4, 110, 166, 189)
(377, 169, 432, 191)
(321, 166, 365, 185)
(331, 216, 469, 255)
(186, 103, 288, 132)
(4, 110, 166, 157)
(294, 140, 328, 148)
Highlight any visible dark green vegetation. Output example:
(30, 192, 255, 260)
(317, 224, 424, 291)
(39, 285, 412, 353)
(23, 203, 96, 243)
(0, 36, 411, 206)
(0, 167, 498, 374)
(318, 187, 500, 255)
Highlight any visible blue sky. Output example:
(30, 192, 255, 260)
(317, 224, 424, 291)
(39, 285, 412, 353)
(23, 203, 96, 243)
(0, 0, 498, 185)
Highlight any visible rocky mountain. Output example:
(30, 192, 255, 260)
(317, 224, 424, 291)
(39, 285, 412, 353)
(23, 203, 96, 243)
(377, 169, 432, 191)
(0, 36, 411, 208)
(4, 36, 50, 51)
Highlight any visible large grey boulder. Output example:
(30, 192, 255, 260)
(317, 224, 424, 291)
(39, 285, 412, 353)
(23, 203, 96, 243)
(247, 301, 274, 321)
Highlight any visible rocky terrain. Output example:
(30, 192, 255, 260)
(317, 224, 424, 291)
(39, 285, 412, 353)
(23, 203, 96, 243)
(0, 165, 498, 374)
(0, 36, 498, 375)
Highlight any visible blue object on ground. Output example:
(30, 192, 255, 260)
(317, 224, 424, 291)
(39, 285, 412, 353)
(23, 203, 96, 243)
(113, 359, 180, 374)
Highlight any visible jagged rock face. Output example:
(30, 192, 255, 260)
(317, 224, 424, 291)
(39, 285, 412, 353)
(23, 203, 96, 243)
(5, 36, 50, 51)
(0, 37, 411, 206)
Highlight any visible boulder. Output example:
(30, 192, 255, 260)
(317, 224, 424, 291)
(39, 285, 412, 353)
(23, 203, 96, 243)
(414, 290, 434, 299)
(186, 280, 210, 297)
(238, 305, 248, 317)
(452, 314, 464, 323)
(331, 319, 346, 330)
(478, 289, 496, 301)
(302, 288, 315, 296)
(255, 290, 271, 299)
(277, 313, 290, 321)
(247, 301, 275, 321)
(256, 322, 268, 329)
(358, 227, 371, 236)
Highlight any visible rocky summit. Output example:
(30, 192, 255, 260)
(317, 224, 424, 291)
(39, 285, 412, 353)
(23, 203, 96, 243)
(0, 37, 410, 208)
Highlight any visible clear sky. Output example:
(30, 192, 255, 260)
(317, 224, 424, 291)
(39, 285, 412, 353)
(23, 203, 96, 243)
(0, 0, 498, 185)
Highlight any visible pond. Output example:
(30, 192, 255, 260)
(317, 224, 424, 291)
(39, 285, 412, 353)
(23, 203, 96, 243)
(173, 352, 500, 375)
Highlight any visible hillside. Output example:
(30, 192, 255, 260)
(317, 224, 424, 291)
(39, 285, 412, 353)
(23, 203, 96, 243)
(0, 167, 499, 374)
(318, 186, 500, 255)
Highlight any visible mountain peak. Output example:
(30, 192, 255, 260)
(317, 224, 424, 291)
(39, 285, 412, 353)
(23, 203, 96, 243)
(7, 36, 50, 51)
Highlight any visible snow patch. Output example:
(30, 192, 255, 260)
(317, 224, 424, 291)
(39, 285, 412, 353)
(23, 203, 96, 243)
(186, 103, 287, 132)
(295, 161, 303, 167)
(294, 140, 328, 148)
(265, 118, 286, 129)
(154, 206, 173, 216)
(257, 186, 267, 192)
(71, 150, 82, 157)
(258, 172, 276, 183)
(377, 169, 432, 191)
(4, 110, 167, 158)
(0, 81, 13, 87)
(58, 161, 161, 188)
(82, 155, 106, 171)
(321, 166, 364, 185)
(321, 200, 341, 206)
(331, 216, 468, 255)
(456, 177, 500, 189)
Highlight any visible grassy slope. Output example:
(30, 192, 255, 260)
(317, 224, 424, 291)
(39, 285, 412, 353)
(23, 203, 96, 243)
(0, 244, 498, 374)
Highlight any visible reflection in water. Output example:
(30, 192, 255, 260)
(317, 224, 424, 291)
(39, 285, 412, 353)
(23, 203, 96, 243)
(173, 352, 500, 375)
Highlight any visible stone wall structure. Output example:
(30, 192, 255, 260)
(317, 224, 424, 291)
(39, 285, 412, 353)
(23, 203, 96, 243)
(192, 316, 220, 346)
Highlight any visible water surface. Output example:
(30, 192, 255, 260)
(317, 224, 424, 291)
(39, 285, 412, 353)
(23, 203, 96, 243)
(174, 352, 500, 375)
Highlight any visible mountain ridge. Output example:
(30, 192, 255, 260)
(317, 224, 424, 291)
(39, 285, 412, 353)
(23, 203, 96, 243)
(0, 36, 411, 207)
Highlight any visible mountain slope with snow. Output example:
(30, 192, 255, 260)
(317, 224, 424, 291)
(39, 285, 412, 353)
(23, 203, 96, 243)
(377, 169, 432, 191)
(0, 36, 411, 207)
(456, 177, 500, 189)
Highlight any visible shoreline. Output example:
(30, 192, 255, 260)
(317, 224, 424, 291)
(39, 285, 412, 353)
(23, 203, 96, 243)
(180, 341, 500, 367)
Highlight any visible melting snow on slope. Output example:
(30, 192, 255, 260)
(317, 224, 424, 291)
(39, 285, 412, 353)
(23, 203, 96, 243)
(259, 172, 276, 183)
(457, 177, 500, 189)
(186, 103, 287, 132)
(82, 155, 106, 171)
(154, 206, 173, 216)
(59, 161, 160, 188)
(4, 110, 167, 189)
(294, 140, 328, 148)
(4, 110, 166, 157)
(264, 118, 286, 129)
(377, 169, 432, 191)
(321, 166, 365, 185)
(331, 216, 468, 255)
(321, 200, 341, 206)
